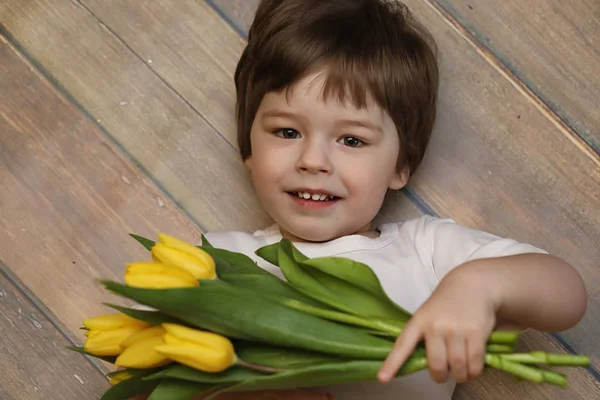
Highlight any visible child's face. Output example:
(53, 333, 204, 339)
(246, 70, 408, 242)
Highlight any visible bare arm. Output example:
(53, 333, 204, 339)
(450, 253, 587, 332)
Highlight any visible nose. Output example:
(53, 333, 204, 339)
(296, 138, 333, 175)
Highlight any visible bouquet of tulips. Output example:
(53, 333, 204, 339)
(71, 233, 591, 399)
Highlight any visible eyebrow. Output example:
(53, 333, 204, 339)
(336, 119, 383, 134)
(261, 110, 383, 134)
(261, 110, 307, 122)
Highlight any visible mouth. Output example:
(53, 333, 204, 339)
(286, 191, 340, 202)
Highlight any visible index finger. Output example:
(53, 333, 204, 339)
(377, 321, 423, 383)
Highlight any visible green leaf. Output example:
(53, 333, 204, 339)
(277, 240, 408, 321)
(67, 346, 117, 364)
(202, 248, 326, 307)
(301, 257, 411, 320)
(201, 234, 214, 248)
(255, 242, 280, 266)
(147, 378, 214, 400)
(100, 370, 160, 400)
(100, 279, 394, 359)
(203, 358, 428, 399)
(235, 342, 345, 369)
(103, 303, 182, 326)
(130, 233, 155, 251)
(146, 364, 265, 383)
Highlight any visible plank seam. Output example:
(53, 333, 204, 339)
(0, 26, 208, 235)
(424, 0, 600, 166)
(205, 0, 248, 40)
(0, 260, 109, 379)
(205, 0, 600, 382)
(71, 0, 241, 158)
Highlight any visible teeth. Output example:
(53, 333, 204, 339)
(296, 192, 335, 201)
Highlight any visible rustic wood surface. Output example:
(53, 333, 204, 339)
(1, 0, 598, 398)
(0, 264, 109, 399)
(433, 0, 600, 153)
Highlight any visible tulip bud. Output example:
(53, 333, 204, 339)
(115, 326, 171, 369)
(154, 323, 235, 373)
(108, 370, 133, 385)
(151, 233, 216, 280)
(84, 326, 144, 356)
(83, 313, 150, 331)
(83, 313, 151, 356)
(124, 262, 199, 289)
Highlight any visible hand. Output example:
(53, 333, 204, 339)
(377, 266, 498, 384)
(130, 389, 333, 400)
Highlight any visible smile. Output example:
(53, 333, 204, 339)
(293, 192, 337, 201)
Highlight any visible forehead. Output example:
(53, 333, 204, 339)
(261, 70, 386, 120)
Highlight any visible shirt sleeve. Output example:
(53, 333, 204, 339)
(414, 215, 548, 282)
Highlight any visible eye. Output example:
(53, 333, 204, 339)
(338, 136, 365, 148)
(274, 128, 301, 139)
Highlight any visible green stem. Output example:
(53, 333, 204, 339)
(282, 299, 404, 336)
(236, 359, 285, 374)
(488, 331, 521, 344)
(499, 351, 591, 366)
(485, 354, 567, 387)
(396, 356, 428, 376)
(486, 344, 516, 353)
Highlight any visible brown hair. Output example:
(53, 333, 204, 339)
(234, 0, 439, 175)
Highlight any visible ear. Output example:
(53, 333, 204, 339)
(388, 165, 410, 190)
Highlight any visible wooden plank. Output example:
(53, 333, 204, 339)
(0, 35, 200, 339)
(0, 0, 271, 234)
(209, 0, 600, 371)
(433, 0, 600, 153)
(454, 330, 600, 399)
(0, 265, 109, 399)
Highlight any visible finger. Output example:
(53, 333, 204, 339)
(467, 336, 486, 380)
(447, 335, 468, 383)
(377, 321, 423, 383)
(425, 332, 448, 383)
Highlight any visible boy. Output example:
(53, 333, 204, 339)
(142, 0, 588, 399)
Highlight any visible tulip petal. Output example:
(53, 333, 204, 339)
(108, 371, 133, 385)
(158, 233, 216, 275)
(84, 326, 145, 356)
(152, 243, 216, 280)
(154, 342, 234, 373)
(83, 313, 149, 331)
(125, 262, 199, 289)
(120, 326, 166, 349)
(162, 324, 234, 351)
(115, 336, 172, 369)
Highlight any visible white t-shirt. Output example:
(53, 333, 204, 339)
(204, 215, 547, 400)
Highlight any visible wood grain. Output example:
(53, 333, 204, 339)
(209, 0, 600, 370)
(0, 35, 200, 340)
(433, 0, 600, 153)
(0, 0, 271, 234)
(0, 265, 109, 399)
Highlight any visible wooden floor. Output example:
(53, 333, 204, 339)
(1, 0, 598, 398)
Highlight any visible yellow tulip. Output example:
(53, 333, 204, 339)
(108, 370, 133, 385)
(84, 326, 144, 356)
(154, 323, 235, 373)
(115, 326, 171, 369)
(151, 233, 216, 280)
(83, 313, 151, 356)
(83, 313, 150, 331)
(124, 262, 199, 289)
